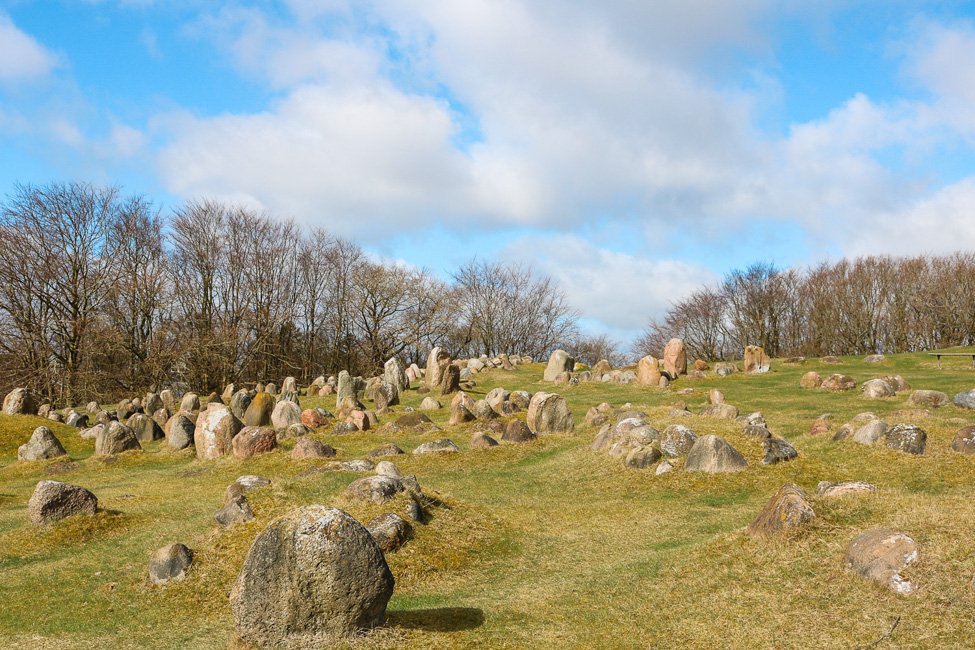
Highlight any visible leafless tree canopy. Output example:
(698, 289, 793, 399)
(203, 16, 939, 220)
(635, 256, 975, 361)
(0, 182, 581, 403)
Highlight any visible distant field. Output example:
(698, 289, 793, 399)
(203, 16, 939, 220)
(2, 351, 975, 649)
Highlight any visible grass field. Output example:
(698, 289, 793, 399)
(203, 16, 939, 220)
(2, 350, 975, 649)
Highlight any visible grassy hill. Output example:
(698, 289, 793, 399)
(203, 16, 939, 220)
(1, 351, 975, 649)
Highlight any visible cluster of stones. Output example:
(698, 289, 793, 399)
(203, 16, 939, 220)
(590, 392, 798, 475)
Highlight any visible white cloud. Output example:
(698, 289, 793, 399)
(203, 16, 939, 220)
(500, 234, 718, 333)
(0, 13, 58, 83)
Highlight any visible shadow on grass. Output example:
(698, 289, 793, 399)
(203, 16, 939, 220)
(388, 607, 485, 632)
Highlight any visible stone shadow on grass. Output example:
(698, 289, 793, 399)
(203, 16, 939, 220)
(387, 607, 485, 632)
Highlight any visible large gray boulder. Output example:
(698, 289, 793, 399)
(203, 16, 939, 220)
(95, 421, 142, 455)
(543, 350, 574, 382)
(383, 357, 408, 398)
(28, 480, 97, 525)
(195, 403, 243, 460)
(229, 506, 394, 647)
(659, 424, 697, 457)
(166, 413, 195, 450)
(18, 426, 67, 461)
(884, 423, 926, 455)
(684, 435, 747, 473)
(862, 378, 896, 399)
(3, 387, 37, 415)
(908, 389, 948, 408)
(526, 392, 574, 434)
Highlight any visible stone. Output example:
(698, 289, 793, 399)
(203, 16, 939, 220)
(374, 461, 402, 478)
(816, 481, 876, 498)
(413, 438, 460, 454)
(3, 387, 37, 415)
(472, 400, 497, 420)
(439, 364, 461, 395)
(215, 495, 254, 527)
(347, 410, 370, 431)
(659, 425, 697, 458)
(526, 392, 574, 434)
(425, 347, 452, 390)
(952, 425, 975, 454)
(684, 435, 747, 473)
(230, 506, 393, 647)
(116, 399, 137, 421)
(864, 354, 886, 363)
(79, 423, 103, 440)
(510, 391, 531, 409)
(448, 404, 475, 425)
(845, 528, 919, 594)
(27, 480, 97, 525)
(954, 389, 975, 410)
(292, 437, 337, 459)
(884, 424, 926, 455)
(243, 392, 275, 427)
(419, 397, 441, 410)
(743, 345, 770, 374)
(763, 437, 798, 464)
(694, 359, 710, 371)
(908, 389, 948, 408)
(66, 410, 88, 428)
(821, 374, 856, 391)
(18, 426, 67, 462)
(485, 387, 510, 411)
(166, 413, 196, 450)
(47, 410, 64, 423)
(345, 475, 405, 503)
(655, 460, 674, 475)
(821, 356, 841, 364)
(451, 391, 475, 412)
(281, 376, 297, 395)
(229, 390, 253, 420)
(179, 393, 200, 412)
(746, 484, 815, 537)
(149, 543, 193, 585)
(714, 362, 738, 377)
(194, 403, 242, 459)
(636, 356, 662, 386)
(743, 425, 772, 440)
(366, 512, 413, 553)
(662, 338, 687, 378)
(624, 445, 662, 469)
(502, 420, 536, 443)
(301, 409, 327, 429)
(852, 420, 888, 446)
(368, 443, 405, 458)
(543, 349, 575, 382)
(127, 413, 164, 443)
(271, 400, 302, 430)
(708, 389, 724, 405)
(95, 421, 142, 455)
(699, 403, 739, 419)
(232, 426, 278, 459)
(471, 433, 500, 448)
(862, 378, 896, 399)
(383, 357, 409, 397)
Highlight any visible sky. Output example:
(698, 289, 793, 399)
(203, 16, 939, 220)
(2, 1, 975, 347)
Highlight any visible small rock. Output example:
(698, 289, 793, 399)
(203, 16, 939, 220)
(909, 389, 948, 408)
(366, 513, 413, 552)
(215, 495, 254, 527)
(471, 433, 500, 448)
(884, 423, 926, 455)
(345, 475, 404, 503)
(291, 437, 336, 459)
(951, 425, 975, 454)
(95, 421, 142, 456)
(232, 426, 278, 459)
(763, 437, 798, 464)
(502, 420, 536, 443)
(412, 438, 460, 454)
(659, 425, 697, 458)
(816, 481, 876, 498)
(821, 374, 856, 391)
(368, 443, 404, 458)
(684, 435, 747, 473)
(18, 426, 67, 462)
(953, 389, 975, 410)
(655, 460, 674, 475)
(699, 403, 739, 419)
(746, 484, 815, 536)
(148, 543, 193, 585)
(852, 420, 887, 446)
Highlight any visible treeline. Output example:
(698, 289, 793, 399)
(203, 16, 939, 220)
(636, 255, 975, 362)
(0, 182, 586, 404)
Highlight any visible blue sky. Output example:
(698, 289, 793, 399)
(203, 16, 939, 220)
(3, 1, 975, 345)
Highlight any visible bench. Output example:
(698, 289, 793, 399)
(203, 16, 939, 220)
(928, 352, 975, 369)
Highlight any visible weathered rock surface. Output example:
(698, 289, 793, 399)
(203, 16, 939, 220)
(684, 435, 747, 473)
(952, 425, 975, 454)
(425, 347, 451, 390)
(244, 392, 275, 427)
(846, 528, 919, 594)
(232, 426, 278, 459)
(743, 345, 770, 374)
(852, 420, 888, 446)
(909, 389, 948, 408)
(127, 413, 164, 443)
(345, 475, 405, 503)
(659, 424, 697, 458)
(229, 506, 394, 648)
(195, 403, 243, 460)
(292, 437, 337, 459)
(663, 338, 687, 377)
(862, 378, 897, 399)
(884, 423, 926, 455)
(366, 513, 413, 552)
(526, 392, 574, 434)
(18, 426, 67, 462)
(502, 420, 536, 443)
(166, 413, 195, 450)
(821, 374, 856, 391)
(215, 495, 254, 527)
(746, 484, 815, 536)
(816, 481, 876, 498)
(763, 438, 799, 464)
(543, 349, 575, 382)
(149, 543, 193, 585)
(953, 389, 975, 410)
(699, 403, 739, 420)
(28, 480, 97, 525)
(271, 400, 302, 430)
(636, 356, 661, 386)
(413, 439, 460, 454)
(3, 387, 37, 415)
(95, 421, 142, 455)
